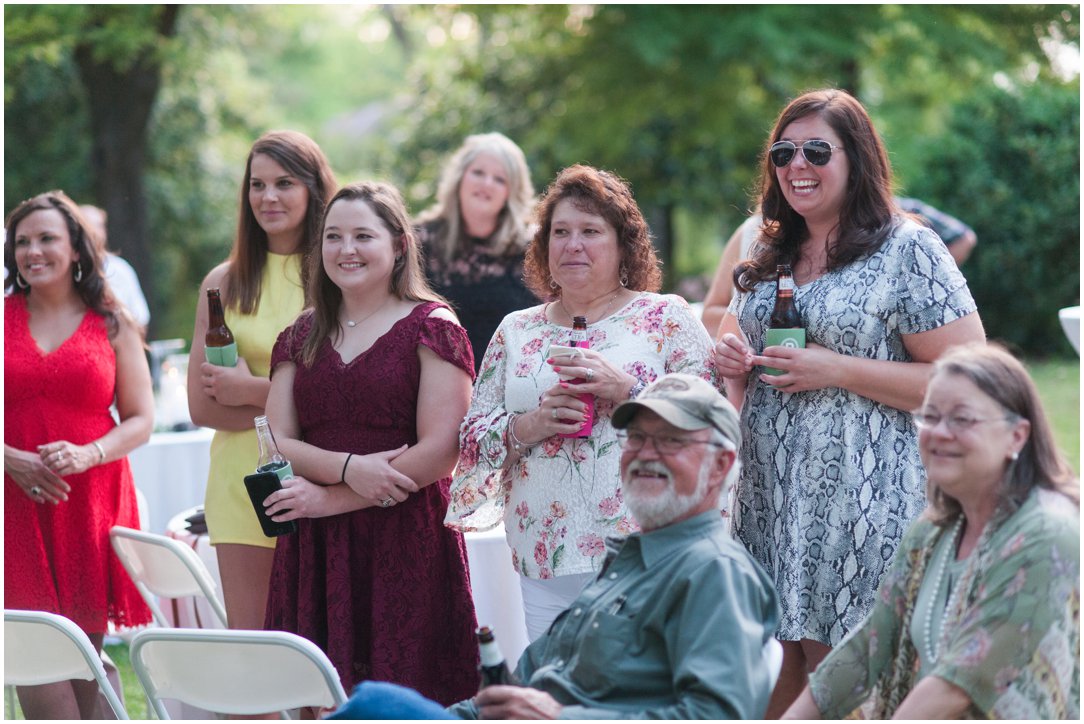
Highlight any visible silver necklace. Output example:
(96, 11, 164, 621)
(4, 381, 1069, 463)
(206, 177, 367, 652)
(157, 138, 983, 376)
(923, 517, 964, 664)
(559, 288, 622, 326)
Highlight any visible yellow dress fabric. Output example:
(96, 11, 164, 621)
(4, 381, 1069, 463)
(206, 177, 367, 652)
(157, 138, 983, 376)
(204, 252, 304, 548)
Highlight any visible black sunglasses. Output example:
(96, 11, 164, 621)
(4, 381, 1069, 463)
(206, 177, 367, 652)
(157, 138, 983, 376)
(769, 139, 842, 167)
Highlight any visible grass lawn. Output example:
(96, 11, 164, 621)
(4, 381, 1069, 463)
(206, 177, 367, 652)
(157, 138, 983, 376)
(1028, 355, 1080, 473)
(5, 356, 1078, 720)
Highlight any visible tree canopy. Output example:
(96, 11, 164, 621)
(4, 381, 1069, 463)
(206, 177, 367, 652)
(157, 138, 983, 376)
(4, 4, 1079, 353)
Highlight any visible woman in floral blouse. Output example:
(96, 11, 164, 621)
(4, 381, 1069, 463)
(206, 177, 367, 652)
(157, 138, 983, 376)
(445, 165, 717, 639)
(784, 343, 1079, 719)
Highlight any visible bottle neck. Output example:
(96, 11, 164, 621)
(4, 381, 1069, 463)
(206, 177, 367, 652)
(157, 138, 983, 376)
(208, 293, 227, 328)
(479, 639, 504, 668)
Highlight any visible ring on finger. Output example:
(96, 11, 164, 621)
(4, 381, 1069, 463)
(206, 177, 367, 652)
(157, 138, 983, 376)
(30, 485, 43, 497)
(551, 408, 559, 420)
(585, 368, 595, 382)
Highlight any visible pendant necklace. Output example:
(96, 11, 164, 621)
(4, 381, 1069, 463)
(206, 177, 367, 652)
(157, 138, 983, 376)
(343, 298, 392, 329)
(559, 288, 622, 326)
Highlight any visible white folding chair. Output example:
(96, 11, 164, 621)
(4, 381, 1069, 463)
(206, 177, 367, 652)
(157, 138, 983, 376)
(109, 525, 228, 629)
(4, 609, 128, 719)
(129, 628, 347, 719)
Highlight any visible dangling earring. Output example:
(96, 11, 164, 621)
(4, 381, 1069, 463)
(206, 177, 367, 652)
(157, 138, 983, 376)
(73, 263, 83, 283)
(549, 279, 558, 290)
(619, 266, 629, 287)
(14, 272, 28, 289)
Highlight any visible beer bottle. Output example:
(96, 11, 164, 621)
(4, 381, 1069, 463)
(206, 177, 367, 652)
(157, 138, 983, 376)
(255, 415, 294, 482)
(204, 288, 238, 367)
(477, 626, 518, 688)
(560, 315, 594, 438)
(764, 264, 806, 376)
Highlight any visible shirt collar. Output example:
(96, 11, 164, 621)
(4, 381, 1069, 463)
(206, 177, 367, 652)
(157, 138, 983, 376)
(604, 510, 725, 569)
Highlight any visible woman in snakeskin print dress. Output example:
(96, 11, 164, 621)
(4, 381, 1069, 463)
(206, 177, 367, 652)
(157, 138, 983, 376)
(712, 89, 986, 716)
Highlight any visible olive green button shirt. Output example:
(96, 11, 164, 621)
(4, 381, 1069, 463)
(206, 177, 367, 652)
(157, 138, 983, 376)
(452, 510, 780, 719)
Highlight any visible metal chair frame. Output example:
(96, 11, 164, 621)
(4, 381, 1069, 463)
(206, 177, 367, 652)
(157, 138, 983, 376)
(129, 627, 347, 719)
(4, 609, 128, 719)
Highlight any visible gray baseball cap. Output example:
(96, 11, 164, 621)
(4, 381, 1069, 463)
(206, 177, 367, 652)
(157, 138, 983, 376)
(612, 373, 741, 447)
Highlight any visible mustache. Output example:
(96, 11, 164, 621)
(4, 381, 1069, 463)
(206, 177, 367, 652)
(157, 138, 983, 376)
(625, 460, 673, 480)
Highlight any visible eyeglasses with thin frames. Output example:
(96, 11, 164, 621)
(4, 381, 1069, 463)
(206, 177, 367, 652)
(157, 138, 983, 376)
(911, 408, 1017, 434)
(769, 139, 843, 167)
(615, 429, 726, 456)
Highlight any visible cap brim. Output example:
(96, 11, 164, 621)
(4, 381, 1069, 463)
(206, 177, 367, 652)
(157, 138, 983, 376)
(611, 399, 710, 431)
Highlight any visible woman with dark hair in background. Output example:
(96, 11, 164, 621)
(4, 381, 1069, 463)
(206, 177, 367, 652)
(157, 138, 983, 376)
(187, 130, 336, 632)
(5, 191, 153, 718)
(262, 182, 478, 704)
(713, 89, 987, 715)
(415, 132, 538, 370)
(447, 165, 718, 639)
(785, 343, 1078, 719)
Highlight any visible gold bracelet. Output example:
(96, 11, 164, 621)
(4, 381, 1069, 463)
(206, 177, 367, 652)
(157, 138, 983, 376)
(92, 441, 106, 465)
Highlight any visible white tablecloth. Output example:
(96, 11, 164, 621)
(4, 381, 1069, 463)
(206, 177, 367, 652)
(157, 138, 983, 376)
(128, 428, 214, 534)
(160, 502, 531, 668)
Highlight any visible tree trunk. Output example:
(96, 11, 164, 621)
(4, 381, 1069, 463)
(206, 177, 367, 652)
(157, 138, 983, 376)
(73, 5, 180, 339)
(646, 204, 675, 290)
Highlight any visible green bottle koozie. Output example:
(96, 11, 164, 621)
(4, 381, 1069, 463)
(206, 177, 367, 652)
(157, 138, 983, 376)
(256, 460, 293, 482)
(763, 328, 805, 376)
(205, 342, 238, 367)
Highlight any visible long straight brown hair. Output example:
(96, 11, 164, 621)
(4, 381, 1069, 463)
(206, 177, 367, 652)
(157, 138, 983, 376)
(223, 130, 336, 314)
(298, 182, 448, 368)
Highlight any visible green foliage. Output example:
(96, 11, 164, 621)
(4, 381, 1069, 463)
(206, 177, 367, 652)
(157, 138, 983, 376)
(907, 79, 1080, 354)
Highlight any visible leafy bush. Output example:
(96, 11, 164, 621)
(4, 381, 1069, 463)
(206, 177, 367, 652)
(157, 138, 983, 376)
(907, 79, 1080, 356)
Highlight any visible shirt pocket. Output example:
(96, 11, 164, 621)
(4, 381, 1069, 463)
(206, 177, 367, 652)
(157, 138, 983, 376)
(566, 610, 637, 697)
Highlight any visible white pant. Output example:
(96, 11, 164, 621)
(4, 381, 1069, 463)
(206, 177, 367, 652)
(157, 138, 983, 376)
(519, 572, 595, 641)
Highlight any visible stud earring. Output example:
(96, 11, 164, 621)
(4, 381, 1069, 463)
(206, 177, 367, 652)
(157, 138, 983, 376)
(1010, 451, 1019, 461)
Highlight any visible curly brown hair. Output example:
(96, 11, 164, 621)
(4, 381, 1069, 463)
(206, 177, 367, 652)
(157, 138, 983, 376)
(524, 165, 661, 300)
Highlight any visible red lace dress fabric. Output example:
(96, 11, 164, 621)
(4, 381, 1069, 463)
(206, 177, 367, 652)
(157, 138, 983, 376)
(265, 302, 480, 705)
(4, 294, 150, 633)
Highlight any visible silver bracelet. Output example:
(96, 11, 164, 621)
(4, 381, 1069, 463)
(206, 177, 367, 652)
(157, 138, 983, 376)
(507, 414, 533, 456)
(92, 440, 106, 465)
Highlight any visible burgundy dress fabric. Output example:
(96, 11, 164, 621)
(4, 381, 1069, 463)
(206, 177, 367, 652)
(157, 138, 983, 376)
(4, 294, 151, 633)
(265, 302, 480, 705)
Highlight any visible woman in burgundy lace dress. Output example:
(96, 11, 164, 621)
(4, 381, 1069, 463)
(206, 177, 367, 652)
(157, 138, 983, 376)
(415, 132, 539, 371)
(262, 182, 479, 704)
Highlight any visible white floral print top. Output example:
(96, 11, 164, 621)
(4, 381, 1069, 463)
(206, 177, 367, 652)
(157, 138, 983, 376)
(445, 292, 717, 579)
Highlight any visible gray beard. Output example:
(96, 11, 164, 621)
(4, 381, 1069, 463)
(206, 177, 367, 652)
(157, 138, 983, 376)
(622, 456, 712, 530)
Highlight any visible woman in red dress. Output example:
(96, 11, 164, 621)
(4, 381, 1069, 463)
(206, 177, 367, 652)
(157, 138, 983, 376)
(4, 191, 153, 719)
(262, 181, 479, 705)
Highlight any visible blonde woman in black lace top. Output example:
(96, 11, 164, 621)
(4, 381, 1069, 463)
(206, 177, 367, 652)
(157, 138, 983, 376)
(415, 132, 538, 370)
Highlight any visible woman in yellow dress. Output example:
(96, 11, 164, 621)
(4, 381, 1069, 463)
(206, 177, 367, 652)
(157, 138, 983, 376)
(187, 130, 336, 630)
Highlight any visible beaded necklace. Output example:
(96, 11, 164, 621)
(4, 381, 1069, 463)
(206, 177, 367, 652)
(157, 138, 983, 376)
(922, 516, 964, 664)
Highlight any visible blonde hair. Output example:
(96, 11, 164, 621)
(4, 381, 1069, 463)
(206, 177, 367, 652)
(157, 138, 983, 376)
(416, 132, 534, 263)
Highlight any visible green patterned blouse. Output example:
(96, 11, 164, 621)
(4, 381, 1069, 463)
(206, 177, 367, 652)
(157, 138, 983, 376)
(809, 487, 1079, 719)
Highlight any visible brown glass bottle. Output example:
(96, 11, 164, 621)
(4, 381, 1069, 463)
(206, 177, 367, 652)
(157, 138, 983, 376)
(764, 264, 805, 376)
(559, 316, 594, 438)
(477, 626, 519, 688)
(205, 288, 238, 367)
(769, 265, 802, 329)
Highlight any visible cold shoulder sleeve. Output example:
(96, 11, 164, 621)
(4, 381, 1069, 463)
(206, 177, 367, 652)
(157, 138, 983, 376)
(418, 312, 476, 380)
(269, 311, 313, 376)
